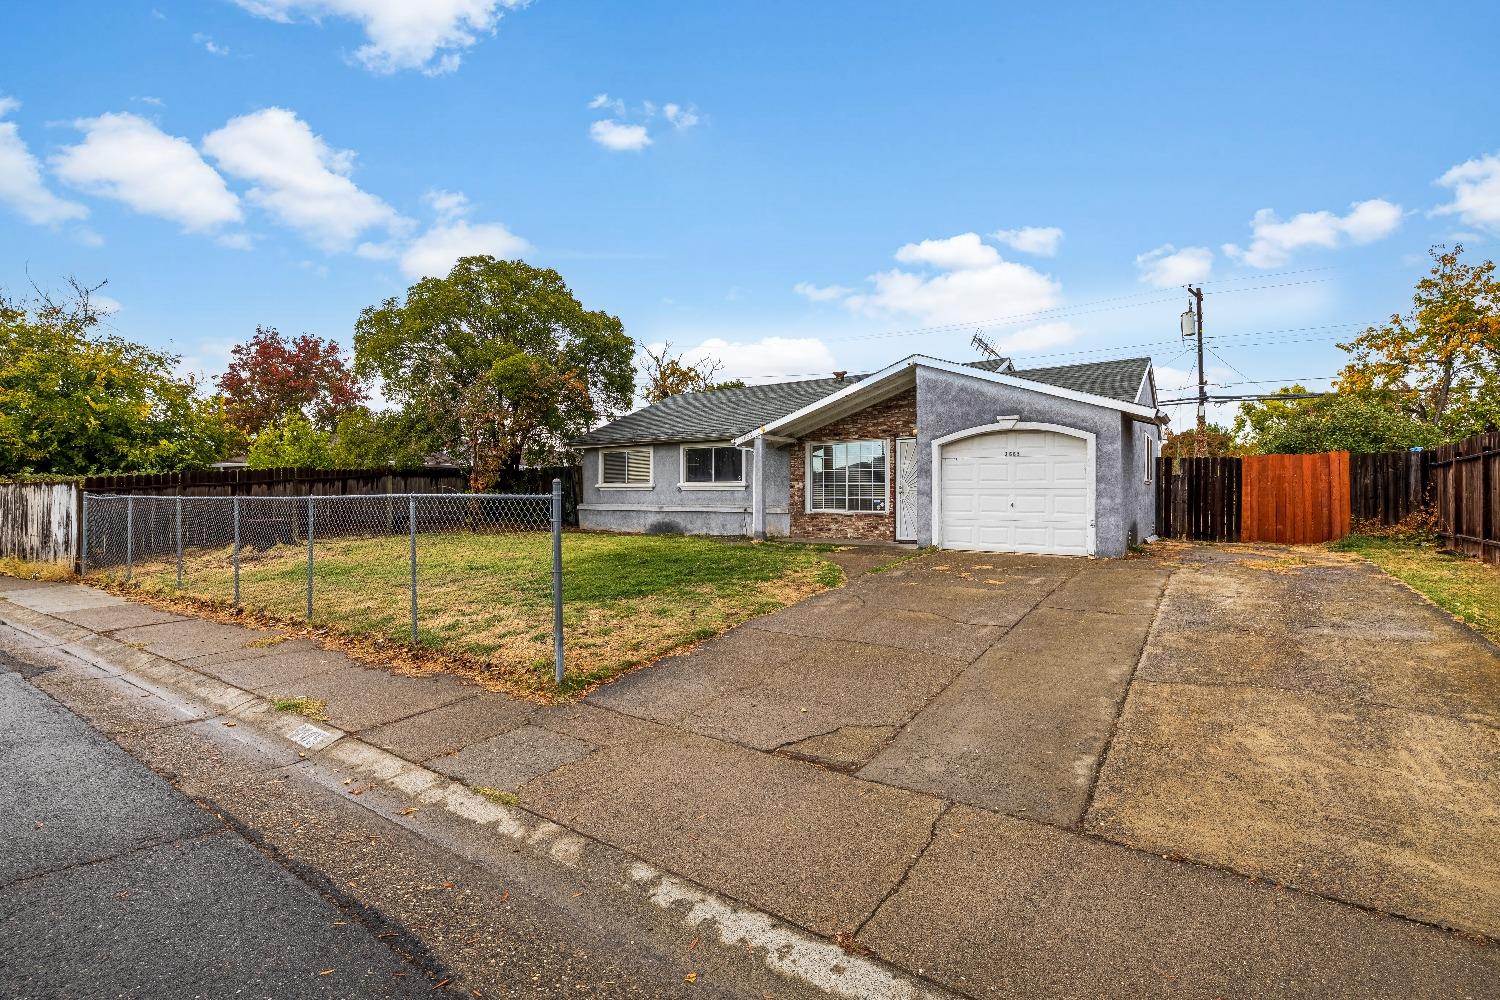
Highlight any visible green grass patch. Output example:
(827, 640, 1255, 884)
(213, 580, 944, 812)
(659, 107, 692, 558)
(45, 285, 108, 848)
(1330, 535, 1500, 645)
(272, 696, 328, 721)
(118, 532, 842, 696)
(475, 786, 519, 806)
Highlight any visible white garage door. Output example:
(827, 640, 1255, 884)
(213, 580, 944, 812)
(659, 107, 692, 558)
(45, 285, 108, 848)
(938, 430, 1090, 556)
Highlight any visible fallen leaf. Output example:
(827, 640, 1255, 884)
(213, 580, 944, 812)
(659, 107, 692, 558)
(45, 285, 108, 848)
(432, 978, 451, 991)
(318, 969, 334, 977)
(223, 721, 237, 728)
(683, 972, 698, 983)
(687, 935, 699, 951)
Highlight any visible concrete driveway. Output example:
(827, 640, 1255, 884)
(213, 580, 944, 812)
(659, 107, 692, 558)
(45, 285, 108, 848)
(587, 542, 1500, 958)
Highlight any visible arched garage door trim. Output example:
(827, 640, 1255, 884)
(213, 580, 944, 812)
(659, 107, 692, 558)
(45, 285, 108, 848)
(930, 421, 1097, 556)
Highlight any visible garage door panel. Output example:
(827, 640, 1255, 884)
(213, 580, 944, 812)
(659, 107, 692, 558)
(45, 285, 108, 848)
(939, 430, 1090, 557)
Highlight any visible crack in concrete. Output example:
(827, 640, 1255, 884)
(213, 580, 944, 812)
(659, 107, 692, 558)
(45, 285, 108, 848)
(852, 800, 953, 938)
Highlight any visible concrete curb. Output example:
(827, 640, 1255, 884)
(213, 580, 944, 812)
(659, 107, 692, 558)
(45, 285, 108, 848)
(0, 584, 961, 1000)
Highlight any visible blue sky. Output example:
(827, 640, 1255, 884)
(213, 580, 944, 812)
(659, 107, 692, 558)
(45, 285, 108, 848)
(4, 1, 1499, 426)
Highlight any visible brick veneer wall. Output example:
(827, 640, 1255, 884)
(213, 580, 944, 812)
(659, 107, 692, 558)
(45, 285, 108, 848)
(788, 387, 917, 541)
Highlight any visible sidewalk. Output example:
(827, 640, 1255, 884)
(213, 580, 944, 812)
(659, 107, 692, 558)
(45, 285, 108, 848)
(2, 574, 1496, 999)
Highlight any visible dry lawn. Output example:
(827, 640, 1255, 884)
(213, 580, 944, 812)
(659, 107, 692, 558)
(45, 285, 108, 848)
(114, 531, 843, 694)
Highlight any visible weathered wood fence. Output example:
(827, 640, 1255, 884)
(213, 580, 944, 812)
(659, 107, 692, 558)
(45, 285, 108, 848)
(1350, 450, 1430, 525)
(81, 466, 469, 497)
(1431, 432, 1499, 565)
(0, 483, 79, 563)
(1156, 457, 1241, 541)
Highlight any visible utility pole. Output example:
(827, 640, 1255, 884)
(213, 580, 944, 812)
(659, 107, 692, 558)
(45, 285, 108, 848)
(1188, 285, 1206, 457)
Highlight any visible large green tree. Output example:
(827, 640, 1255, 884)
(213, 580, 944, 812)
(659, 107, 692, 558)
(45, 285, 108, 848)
(1337, 244, 1500, 439)
(0, 283, 233, 474)
(353, 256, 634, 488)
(1233, 386, 1442, 454)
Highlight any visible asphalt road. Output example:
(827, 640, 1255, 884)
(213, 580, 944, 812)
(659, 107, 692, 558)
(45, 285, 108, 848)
(0, 660, 436, 1000)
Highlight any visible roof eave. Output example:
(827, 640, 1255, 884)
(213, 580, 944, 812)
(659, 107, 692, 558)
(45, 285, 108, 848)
(736, 355, 1154, 445)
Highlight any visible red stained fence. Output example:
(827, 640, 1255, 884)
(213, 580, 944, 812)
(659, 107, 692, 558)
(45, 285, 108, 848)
(1431, 432, 1500, 565)
(1240, 452, 1351, 544)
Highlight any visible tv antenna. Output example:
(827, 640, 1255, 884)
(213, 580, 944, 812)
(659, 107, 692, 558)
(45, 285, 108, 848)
(970, 332, 1014, 371)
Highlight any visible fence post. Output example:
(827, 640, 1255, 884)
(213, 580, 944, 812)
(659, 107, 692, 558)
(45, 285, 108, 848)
(551, 479, 564, 687)
(175, 496, 184, 589)
(125, 495, 134, 582)
(305, 494, 315, 622)
(409, 495, 418, 644)
(232, 495, 241, 608)
(79, 494, 90, 576)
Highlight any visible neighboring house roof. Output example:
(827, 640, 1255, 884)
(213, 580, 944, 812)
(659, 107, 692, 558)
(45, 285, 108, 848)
(573, 376, 861, 447)
(577, 354, 1158, 448)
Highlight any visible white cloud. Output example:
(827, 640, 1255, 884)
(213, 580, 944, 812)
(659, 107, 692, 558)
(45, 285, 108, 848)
(663, 103, 699, 130)
(0, 100, 89, 226)
(1223, 198, 1402, 268)
(92, 294, 123, 315)
(646, 336, 837, 383)
(422, 188, 469, 222)
(793, 281, 853, 302)
(1135, 244, 1213, 288)
(893, 232, 1001, 271)
(52, 112, 241, 233)
(990, 226, 1063, 257)
(1434, 152, 1500, 234)
(590, 119, 651, 152)
(841, 232, 1063, 327)
(203, 107, 399, 251)
(193, 32, 230, 55)
(588, 93, 625, 114)
(399, 219, 530, 278)
(231, 0, 523, 74)
(377, 188, 530, 278)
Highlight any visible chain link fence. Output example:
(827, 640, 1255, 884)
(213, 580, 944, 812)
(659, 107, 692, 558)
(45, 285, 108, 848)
(81, 485, 566, 684)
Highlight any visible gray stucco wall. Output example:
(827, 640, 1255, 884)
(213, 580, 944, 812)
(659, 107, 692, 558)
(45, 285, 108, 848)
(913, 367, 1153, 557)
(1117, 413, 1161, 546)
(578, 443, 789, 537)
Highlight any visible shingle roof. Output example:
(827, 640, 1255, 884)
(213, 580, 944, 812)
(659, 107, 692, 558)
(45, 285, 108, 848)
(575, 356, 1153, 447)
(1003, 356, 1152, 405)
(574, 376, 859, 447)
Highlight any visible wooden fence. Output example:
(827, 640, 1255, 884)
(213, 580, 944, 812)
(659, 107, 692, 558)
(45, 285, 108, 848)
(1350, 450, 1430, 525)
(1431, 431, 1499, 564)
(1241, 452, 1351, 544)
(0, 483, 79, 564)
(1156, 457, 1242, 541)
(81, 466, 469, 497)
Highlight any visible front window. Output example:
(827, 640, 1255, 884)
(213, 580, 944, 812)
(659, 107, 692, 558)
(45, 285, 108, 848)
(683, 445, 744, 485)
(809, 440, 887, 512)
(600, 447, 652, 486)
(1142, 432, 1156, 483)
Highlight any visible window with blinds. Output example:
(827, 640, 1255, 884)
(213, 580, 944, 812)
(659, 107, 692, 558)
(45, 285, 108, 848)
(808, 440, 887, 512)
(600, 447, 652, 485)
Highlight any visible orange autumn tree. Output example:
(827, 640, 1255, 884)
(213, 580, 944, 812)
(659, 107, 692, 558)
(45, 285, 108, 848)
(1337, 244, 1500, 440)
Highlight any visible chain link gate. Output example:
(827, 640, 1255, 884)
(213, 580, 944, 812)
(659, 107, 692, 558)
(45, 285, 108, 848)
(80, 481, 568, 685)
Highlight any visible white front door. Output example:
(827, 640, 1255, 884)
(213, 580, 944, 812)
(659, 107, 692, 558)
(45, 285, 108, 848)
(895, 437, 918, 541)
(938, 430, 1090, 556)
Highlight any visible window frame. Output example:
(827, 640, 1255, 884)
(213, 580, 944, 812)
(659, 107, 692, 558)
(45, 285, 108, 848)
(678, 442, 747, 490)
(1142, 430, 1156, 484)
(805, 438, 891, 515)
(597, 446, 654, 489)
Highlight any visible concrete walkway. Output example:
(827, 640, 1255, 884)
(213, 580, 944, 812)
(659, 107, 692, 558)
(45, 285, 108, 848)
(1, 545, 1497, 999)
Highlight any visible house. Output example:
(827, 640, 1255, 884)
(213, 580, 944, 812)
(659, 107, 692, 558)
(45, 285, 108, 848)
(573, 354, 1163, 557)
